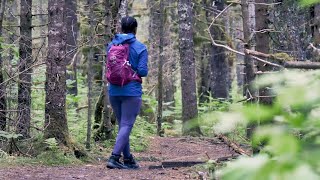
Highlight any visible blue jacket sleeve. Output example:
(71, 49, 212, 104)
(137, 49, 148, 77)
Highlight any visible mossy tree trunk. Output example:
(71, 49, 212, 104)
(0, 0, 6, 131)
(6, 0, 17, 131)
(157, 0, 164, 136)
(86, 0, 96, 150)
(93, 0, 122, 141)
(208, 0, 230, 99)
(17, 0, 32, 138)
(178, 0, 201, 135)
(241, 0, 256, 138)
(146, 0, 160, 94)
(44, 0, 70, 145)
(255, 0, 274, 105)
(163, 0, 176, 110)
(312, 5, 320, 47)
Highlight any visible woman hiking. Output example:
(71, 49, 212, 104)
(105, 16, 148, 169)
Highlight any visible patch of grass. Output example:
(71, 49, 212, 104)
(0, 150, 82, 167)
(35, 151, 82, 166)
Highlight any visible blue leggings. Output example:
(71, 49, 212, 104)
(109, 96, 142, 158)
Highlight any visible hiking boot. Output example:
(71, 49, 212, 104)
(123, 155, 140, 169)
(106, 154, 127, 169)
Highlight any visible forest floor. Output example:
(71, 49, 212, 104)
(0, 137, 238, 180)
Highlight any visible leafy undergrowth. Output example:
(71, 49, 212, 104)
(0, 138, 84, 167)
(212, 70, 320, 179)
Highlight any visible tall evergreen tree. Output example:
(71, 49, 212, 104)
(17, 0, 32, 138)
(94, 0, 122, 141)
(101, 0, 113, 140)
(178, 0, 201, 135)
(0, 0, 6, 131)
(163, 0, 176, 106)
(44, 0, 69, 145)
(241, 0, 256, 138)
(86, 0, 96, 149)
(146, 0, 160, 92)
(157, 0, 164, 136)
(255, 0, 273, 105)
(66, 0, 78, 96)
(208, 0, 231, 99)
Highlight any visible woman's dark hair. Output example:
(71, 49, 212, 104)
(121, 16, 138, 34)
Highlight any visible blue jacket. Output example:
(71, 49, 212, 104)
(106, 33, 148, 96)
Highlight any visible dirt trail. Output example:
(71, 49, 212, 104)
(0, 137, 237, 180)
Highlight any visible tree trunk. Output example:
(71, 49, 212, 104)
(44, 0, 69, 145)
(16, 0, 32, 138)
(310, 4, 320, 61)
(163, 0, 176, 107)
(117, 0, 128, 32)
(0, 0, 6, 131)
(241, 0, 256, 139)
(157, 0, 164, 136)
(86, 0, 96, 150)
(178, 0, 201, 135)
(94, 0, 121, 141)
(198, 45, 210, 104)
(270, 0, 309, 60)
(312, 5, 320, 46)
(66, 0, 78, 96)
(146, 0, 160, 93)
(6, 0, 17, 131)
(209, 0, 230, 99)
(255, 0, 273, 105)
(101, 0, 113, 140)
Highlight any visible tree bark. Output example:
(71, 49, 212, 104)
(255, 0, 273, 105)
(17, 0, 32, 138)
(163, 0, 176, 106)
(66, 0, 78, 96)
(117, 0, 128, 32)
(284, 61, 320, 69)
(86, 0, 96, 149)
(94, 0, 121, 141)
(270, 0, 309, 60)
(44, 0, 69, 145)
(209, 0, 230, 99)
(198, 45, 210, 104)
(178, 0, 201, 135)
(6, 0, 17, 132)
(101, 0, 113, 140)
(312, 5, 320, 46)
(146, 0, 160, 93)
(157, 0, 164, 136)
(0, 0, 6, 131)
(38, 0, 47, 60)
(241, 0, 256, 138)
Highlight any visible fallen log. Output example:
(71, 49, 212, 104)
(245, 49, 320, 70)
(283, 61, 320, 69)
(148, 154, 239, 169)
(216, 134, 250, 156)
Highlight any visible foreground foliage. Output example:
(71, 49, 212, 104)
(214, 70, 320, 179)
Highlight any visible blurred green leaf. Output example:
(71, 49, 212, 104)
(300, 0, 320, 7)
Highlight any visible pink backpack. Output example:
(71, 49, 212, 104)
(106, 44, 142, 86)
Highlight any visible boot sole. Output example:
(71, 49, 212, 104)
(106, 162, 127, 169)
